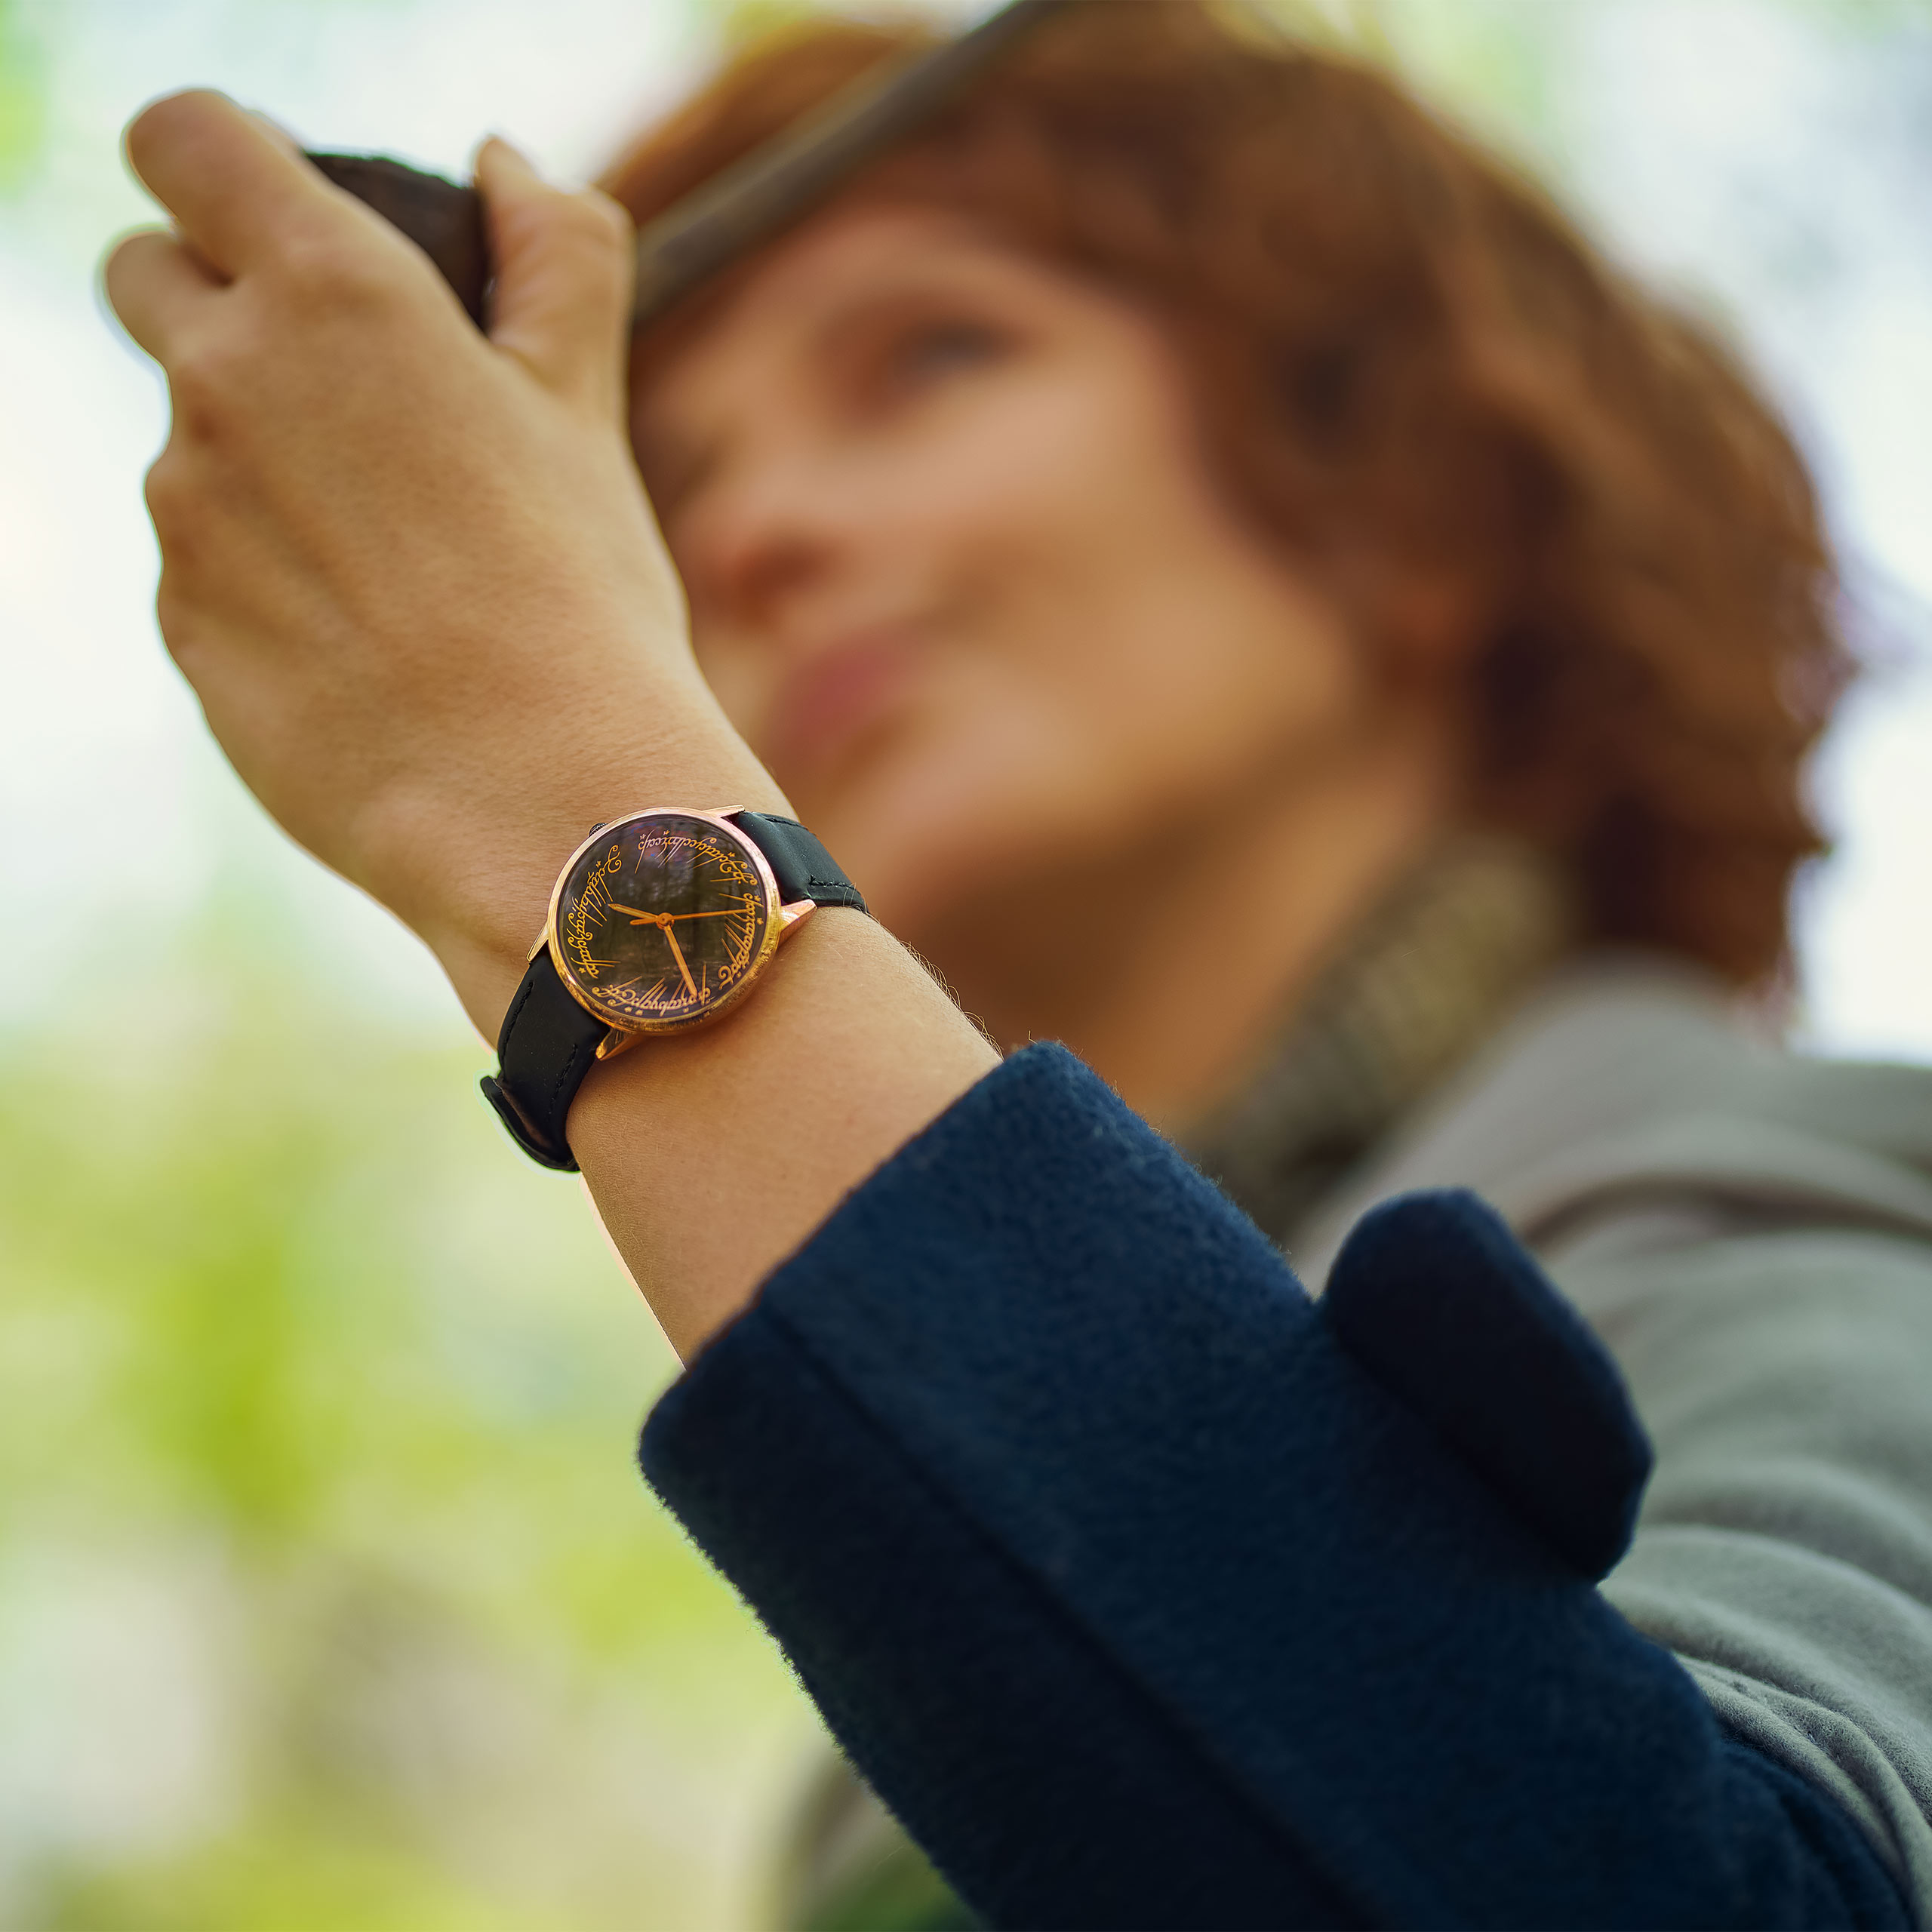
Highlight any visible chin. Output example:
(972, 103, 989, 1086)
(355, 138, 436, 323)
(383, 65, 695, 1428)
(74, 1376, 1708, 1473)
(798, 728, 1110, 952)
(810, 791, 1016, 943)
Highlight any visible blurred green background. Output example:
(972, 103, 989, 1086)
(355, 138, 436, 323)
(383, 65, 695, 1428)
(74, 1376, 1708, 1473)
(3, 2, 1931, 1927)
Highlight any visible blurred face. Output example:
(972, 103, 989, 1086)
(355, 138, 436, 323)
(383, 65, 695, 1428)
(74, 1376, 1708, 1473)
(632, 205, 1383, 943)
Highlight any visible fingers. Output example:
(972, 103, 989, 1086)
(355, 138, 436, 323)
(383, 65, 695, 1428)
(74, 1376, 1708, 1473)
(475, 137, 635, 420)
(125, 89, 340, 280)
(103, 227, 220, 361)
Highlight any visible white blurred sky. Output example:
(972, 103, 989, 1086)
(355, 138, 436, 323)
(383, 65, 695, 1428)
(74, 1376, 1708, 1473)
(2, 0, 1930, 1055)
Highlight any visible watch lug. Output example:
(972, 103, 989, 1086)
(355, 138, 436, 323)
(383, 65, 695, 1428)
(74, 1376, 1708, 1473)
(777, 897, 816, 937)
(595, 1027, 643, 1061)
(525, 929, 550, 964)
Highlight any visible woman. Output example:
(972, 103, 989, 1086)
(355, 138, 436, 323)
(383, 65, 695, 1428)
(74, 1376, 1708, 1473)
(105, 3, 1932, 1926)
(597, 14, 1930, 1922)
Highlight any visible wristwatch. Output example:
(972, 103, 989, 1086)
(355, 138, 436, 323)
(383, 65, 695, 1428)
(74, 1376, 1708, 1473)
(481, 808, 866, 1172)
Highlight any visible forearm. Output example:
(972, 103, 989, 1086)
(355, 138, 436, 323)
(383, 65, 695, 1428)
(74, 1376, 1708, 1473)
(103, 97, 1002, 1361)
(572, 908, 997, 1357)
(423, 691, 999, 1360)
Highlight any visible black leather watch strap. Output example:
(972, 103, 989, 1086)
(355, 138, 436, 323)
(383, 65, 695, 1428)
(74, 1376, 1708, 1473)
(479, 949, 606, 1174)
(729, 811, 868, 913)
(481, 811, 865, 1172)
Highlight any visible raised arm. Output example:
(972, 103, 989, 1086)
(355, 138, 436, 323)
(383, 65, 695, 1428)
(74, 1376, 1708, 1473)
(104, 93, 998, 1355)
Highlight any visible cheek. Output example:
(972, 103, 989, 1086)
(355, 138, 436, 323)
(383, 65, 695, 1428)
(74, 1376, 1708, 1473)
(923, 352, 1370, 817)
(823, 556, 1367, 940)
(1013, 414, 1364, 785)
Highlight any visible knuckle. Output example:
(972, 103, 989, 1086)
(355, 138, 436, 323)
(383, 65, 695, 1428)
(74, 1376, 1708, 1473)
(273, 229, 346, 297)
(275, 226, 389, 310)
(546, 187, 631, 266)
(575, 187, 633, 250)
(142, 451, 181, 522)
(144, 457, 205, 569)
(165, 338, 240, 439)
(152, 573, 206, 672)
(152, 578, 188, 646)
(101, 228, 152, 294)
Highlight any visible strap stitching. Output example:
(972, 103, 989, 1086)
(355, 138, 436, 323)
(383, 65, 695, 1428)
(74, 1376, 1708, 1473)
(497, 961, 542, 1056)
(549, 1033, 600, 1113)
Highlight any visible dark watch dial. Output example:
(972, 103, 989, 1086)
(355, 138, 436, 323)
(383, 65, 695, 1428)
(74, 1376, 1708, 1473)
(550, 813, 776, 1033)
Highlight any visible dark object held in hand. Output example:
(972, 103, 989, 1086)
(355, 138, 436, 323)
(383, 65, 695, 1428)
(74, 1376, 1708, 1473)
(302, 0, 1069, 337)
(307, 153, 491, 325)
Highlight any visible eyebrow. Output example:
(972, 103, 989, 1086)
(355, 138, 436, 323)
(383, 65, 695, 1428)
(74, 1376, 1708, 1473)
(803, 252, 1012, 355)
(643, 242, 991, 429)
(635, 221, 1050, 528)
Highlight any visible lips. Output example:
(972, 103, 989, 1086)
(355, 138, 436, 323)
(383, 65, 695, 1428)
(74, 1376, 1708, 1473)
(766, 632, 924, 789)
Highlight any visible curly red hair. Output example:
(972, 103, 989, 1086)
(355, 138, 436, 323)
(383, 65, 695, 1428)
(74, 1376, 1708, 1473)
(603, 2, 1847, 986)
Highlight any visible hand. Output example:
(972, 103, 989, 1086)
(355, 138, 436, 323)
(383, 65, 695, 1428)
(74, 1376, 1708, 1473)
(102, 94, 783, 1033)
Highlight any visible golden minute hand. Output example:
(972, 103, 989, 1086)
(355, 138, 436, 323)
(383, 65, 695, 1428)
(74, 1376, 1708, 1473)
(608, 903, 749, 924)
(659, 922, 700, 1001)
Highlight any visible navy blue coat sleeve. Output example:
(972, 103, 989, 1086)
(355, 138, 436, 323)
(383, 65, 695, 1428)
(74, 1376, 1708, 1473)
(640, 1044, 1910, 1930)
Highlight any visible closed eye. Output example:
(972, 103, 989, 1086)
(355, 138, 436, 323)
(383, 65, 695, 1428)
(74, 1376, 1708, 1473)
(867, 315, 1011, 408)
(896, 318, 1004, 378)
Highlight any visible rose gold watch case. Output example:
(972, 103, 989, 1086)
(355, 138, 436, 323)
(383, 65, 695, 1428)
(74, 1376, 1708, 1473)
(537, 807, 816, 1058)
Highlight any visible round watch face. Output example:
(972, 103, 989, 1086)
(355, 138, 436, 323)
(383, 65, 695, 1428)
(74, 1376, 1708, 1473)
(550, 813, 777, 1033)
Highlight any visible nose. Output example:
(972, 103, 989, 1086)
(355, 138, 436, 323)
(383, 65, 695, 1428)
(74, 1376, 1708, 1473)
(677, 441, 858, 635)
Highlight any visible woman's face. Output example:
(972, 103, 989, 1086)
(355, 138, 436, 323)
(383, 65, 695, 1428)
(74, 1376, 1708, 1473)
(632, 205, 1385, 943)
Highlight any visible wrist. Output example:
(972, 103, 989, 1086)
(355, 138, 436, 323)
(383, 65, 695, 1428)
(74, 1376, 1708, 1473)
(408, 739, 797, 1041)
(480, 806, 872, 1175)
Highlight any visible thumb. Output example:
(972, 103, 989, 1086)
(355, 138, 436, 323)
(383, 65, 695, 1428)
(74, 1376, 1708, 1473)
(474, 136, 635, 422)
